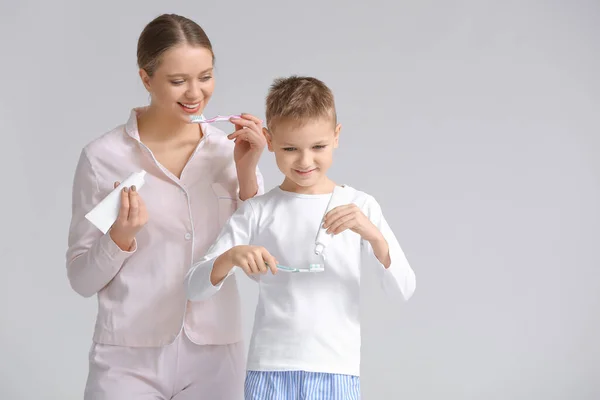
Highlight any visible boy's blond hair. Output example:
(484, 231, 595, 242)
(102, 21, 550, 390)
(265, 75, 337, 132)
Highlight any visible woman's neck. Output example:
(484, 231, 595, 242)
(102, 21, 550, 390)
(137, 106, 202, 144)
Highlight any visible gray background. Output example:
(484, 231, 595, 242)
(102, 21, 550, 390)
(1, 0, 599, 399)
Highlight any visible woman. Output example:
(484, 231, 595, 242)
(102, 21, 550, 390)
(66, 13, 265, 400)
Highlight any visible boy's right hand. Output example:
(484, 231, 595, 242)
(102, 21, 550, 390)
(109, 181, 149, 251)
(226, 245, 278, 276)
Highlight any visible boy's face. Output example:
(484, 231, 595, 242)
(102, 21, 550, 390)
(264, 117, 341, 193)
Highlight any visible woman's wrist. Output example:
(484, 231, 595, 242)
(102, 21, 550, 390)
(109, 230, 135, 251)
(236, 167, 259, 200)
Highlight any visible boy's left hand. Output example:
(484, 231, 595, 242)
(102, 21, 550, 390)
(323, 204, 381, 242)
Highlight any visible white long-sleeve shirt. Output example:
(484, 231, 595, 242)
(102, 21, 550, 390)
(186, 185, 416, 376)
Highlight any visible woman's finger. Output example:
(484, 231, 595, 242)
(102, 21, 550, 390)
(230, 117, 260, 134)
(227, 129, 249, 141)
(128, 185, 139, 222)
(230, 128, 265, 149)
(117, 187, 130, 223)
(240, 113, 263, 126)
(138, 195, 148, 222)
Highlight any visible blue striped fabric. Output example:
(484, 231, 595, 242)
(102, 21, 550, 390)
(244, 370, 360, 400)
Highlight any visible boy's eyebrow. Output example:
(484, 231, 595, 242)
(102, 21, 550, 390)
(167, 68, 213, 77)
(280, 140, 329, 147)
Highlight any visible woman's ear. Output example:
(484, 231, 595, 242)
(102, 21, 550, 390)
(139, 68, 152, 92)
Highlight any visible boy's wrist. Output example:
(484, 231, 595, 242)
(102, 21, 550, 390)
(368, 233, 391, 268)
(363, 224, 384, 243)
(211, 250, 235, 286)
(367, 232, 386, 248)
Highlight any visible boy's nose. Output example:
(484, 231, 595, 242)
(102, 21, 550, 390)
(298, 152, 312, 167)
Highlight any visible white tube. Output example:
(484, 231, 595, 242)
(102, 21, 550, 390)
(315, 185, 349, 256)
(85, 170, 147, 234)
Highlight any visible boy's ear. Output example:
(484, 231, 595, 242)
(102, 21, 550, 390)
(263, 127, 274, 152)
(333, 123, 342, 148)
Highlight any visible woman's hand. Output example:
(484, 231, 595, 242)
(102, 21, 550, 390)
(228, 113, 266, 172)
(108, 182, 148, 251)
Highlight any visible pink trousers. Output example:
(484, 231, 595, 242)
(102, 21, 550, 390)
(84, 332, 245, 400)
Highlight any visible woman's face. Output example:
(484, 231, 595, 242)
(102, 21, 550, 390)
(140, 44, 215, 123)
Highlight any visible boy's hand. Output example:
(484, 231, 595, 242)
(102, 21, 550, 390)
(323, 204, 381, 242)
(323, 204, 392, 268)
(227, 245, 278, 276)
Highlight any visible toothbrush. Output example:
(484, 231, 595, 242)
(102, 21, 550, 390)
(189, 114, 241, 124)
(266, 263, 325, 273)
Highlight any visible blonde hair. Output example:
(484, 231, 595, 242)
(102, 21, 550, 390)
(265, 75, 337, 132)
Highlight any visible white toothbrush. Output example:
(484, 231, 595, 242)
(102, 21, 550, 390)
(189, 114, 241, 124)
(267, 263, 325, 273)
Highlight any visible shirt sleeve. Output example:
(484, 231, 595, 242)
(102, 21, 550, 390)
(361, 195, 416, 301)
(185, 199, 257, 301)
(65, 149, 137, 298)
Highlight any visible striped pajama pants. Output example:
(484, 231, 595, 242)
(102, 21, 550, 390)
(244, 370, 360, 400)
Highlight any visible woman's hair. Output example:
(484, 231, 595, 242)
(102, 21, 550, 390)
(137, 14, 214, 76)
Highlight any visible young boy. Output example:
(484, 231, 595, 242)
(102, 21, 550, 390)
(185, 76, 416, 399)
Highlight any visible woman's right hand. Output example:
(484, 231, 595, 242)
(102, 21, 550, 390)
(227, 245, 278, 276)
(109, 181, 148, 251)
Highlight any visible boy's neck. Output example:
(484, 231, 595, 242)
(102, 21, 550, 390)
(279, 176, 337, 195)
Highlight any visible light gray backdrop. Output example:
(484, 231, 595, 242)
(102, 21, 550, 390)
(1, 0, 599, 399)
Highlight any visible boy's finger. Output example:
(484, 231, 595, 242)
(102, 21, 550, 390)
(325, 205, 352, 220)
(247, 257, 259, 274)
(327, 213, 355, 233)
(240, 261, 252, 275)
(267, 257, 278, 274)
(255, 254, 268, 274)
(324, 207, 354, 227)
